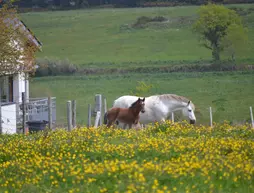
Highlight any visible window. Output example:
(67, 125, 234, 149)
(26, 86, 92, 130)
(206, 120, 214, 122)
(0, 76, 13, 103)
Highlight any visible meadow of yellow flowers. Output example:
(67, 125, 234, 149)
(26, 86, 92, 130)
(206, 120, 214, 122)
(0, 121, 253, 193)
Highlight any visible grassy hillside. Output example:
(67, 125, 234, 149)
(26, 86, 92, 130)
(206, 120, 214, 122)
(30, 71, 254, 126)
(21, 4, 254, 67)
(23, 5, 254, 126)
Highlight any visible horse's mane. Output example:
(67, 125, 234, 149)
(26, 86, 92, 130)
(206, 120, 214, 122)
(157, 94, 195, 110)
(129, 99, 138, 108)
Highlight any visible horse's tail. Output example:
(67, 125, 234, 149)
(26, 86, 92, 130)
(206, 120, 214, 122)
(103, 112, 108, 125)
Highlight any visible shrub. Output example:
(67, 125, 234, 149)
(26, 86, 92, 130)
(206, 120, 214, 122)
(35, 57, 77, 76)
(132, 16, 167, 28)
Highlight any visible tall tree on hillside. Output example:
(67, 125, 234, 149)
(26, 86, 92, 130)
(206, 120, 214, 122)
(0, 4, 37, 76)
(192, 3, 248, 62)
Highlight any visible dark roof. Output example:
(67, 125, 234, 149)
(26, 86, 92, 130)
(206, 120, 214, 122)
(20, 20, 43, 48)
(3, 16, 43, 50)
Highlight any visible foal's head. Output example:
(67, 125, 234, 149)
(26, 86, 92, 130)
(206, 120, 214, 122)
(130, 97, 145, 113)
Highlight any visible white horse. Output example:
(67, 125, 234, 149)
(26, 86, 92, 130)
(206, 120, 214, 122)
(109, 94, 196, 128)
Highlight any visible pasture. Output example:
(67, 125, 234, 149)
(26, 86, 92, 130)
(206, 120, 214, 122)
(30, 71, 254, 126)
(20, 4, 254, 126)
(21, 4, 254, 67)
(0, 122, 253, 192)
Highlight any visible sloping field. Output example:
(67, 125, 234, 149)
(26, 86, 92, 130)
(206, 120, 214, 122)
(21, 4, 254, 67)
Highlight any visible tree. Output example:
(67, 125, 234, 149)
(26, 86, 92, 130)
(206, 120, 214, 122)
(192, 3, 247, 62)
(0, 4, 37, 76)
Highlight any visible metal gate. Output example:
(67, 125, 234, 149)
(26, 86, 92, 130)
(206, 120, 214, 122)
(17, 97, 56, 127)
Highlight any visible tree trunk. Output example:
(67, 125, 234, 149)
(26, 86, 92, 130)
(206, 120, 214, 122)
(212, 46, 220, 61)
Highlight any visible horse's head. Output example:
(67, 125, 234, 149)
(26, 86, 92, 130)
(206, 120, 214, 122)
(130, 97, 146, 113)
(138, 97, 146, 113)
(132, 97, 145, 113)
(182, 101, 196, 124)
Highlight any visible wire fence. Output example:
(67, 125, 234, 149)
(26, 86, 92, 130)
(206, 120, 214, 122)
(51, 94, 254, 130)
(0, 96, 56, 134)
(1, 93, 253, 134)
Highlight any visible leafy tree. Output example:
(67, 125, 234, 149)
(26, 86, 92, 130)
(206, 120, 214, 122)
(0, 4, 37, 76)
(192, 3, 247, 62)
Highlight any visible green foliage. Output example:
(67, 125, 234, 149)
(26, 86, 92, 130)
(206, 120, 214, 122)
(35, 57, 77, 76)
(0, 124, 254, 192)
(132, 16, 167, 28)
(0, 4, 37, 76)
(221, 23, 249, 62)
(192, 3, 248, 62)
(10, 0, 254, 9)
(130, 81, 154, 96)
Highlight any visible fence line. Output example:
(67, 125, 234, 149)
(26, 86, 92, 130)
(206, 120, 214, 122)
(104, 98, 107, 114)
(22, 92, 26, 134)
(42, 95, 254, 130)
(209, 107, 213, 128)
(250, 106, 254, 129)
(72, 100, 76, 129)
(67, 101, 72, 131)
(0, 89, 2, 134)
(171, 112, 174, 123)
(87, 104, 92, 128)
(48, 97, 52, 130)
(1, 92, 254, 134)
(95, 94, 102, 127)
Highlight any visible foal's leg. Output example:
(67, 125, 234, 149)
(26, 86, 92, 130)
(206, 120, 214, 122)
(135, 122, 142, 130)
(106, 121, 112, 128)
(107, 119, 115, 128)
(128, 124, 132, 129)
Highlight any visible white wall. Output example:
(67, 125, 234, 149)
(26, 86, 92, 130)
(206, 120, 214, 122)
(13, 72, 29, 103)
(1, 103, 16, 134)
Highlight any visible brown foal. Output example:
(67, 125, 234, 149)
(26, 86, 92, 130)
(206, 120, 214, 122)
(104, 97, 145, 129)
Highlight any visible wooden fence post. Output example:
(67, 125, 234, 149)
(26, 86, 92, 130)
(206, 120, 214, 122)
(171, 112, 174, 123)
(72, 100, 76, 128)
(48, 97, 52, 130)
(94, 111, 101, 128)
(25, 73, 29, 102)
(104, 98, 107, 114)
(67, 101, 72, 131)
(87, 104, 91, 128)
(0, 89, 2, 134)
(250, 106, 254, 129)
(22, 92, 26, 134)
(209, 107, 213, 128)
(95, 94, 102, 126)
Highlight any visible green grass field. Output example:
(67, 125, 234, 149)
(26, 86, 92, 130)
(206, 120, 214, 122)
(30, 71, 254, 126)
(21, 4, 254, 67)
(21, 4, 254, 126)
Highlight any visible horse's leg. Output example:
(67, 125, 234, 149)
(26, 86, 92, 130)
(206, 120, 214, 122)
(107, 117, 115, 128)
(106, 121, 112, 128)
(134, 122, 141, 130)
